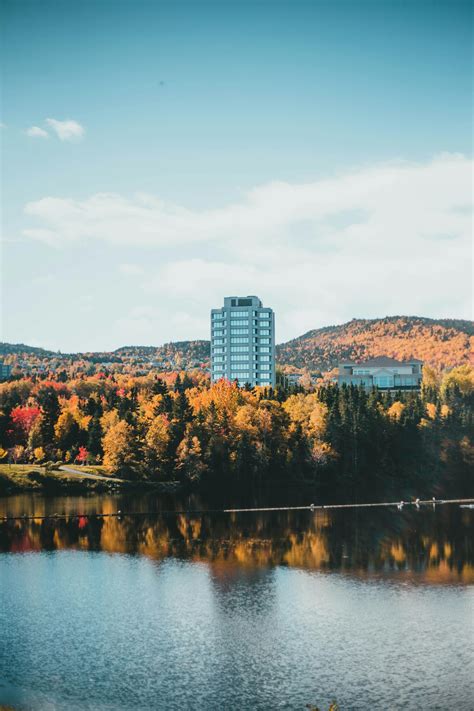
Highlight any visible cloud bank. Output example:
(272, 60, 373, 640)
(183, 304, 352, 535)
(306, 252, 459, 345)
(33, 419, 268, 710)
(22, 153, 472, 342)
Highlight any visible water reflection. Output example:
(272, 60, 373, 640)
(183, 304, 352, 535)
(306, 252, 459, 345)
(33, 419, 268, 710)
(0, 494, 473, 583)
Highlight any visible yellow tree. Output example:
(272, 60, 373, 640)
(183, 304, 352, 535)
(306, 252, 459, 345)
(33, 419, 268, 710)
(144, 414, 170, 476)
(440, 365, 474, 399)
(283, 393, 328, 439)
(102, 420, 135, 475)
(387, 401, 405, 420)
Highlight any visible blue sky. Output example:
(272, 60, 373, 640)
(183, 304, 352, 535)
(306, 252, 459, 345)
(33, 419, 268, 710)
(1, 0, 472, 351)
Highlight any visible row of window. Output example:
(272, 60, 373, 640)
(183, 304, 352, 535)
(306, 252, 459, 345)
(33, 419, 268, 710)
(212, 311, 272, 319)
(214, 322, 272, 331)
(213, 345, 271, 352)
(228, 338, 271, 345)
(213, 327, 271, 335)
(213, 369, 273, 376)
(213, 354, 272, 362)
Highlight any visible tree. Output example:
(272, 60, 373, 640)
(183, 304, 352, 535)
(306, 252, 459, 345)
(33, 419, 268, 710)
(11, 444, 25, 463)
(175, 435, 206, 483)
(87, 414, 103, 458)
(102, 420, 136, 477)
(10, 406, 41, 445)
(36, 386, 60, 456)
(76, 446, 88, 465)
(54, 410, 80, 455)
(34, 447, 45, 462)
(144, 414, 170, 478)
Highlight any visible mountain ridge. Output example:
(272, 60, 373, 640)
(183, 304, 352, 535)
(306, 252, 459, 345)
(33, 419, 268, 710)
(1, 316, 472, 371)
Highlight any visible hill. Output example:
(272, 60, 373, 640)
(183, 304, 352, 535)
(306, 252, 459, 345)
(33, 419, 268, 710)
(0, 342, 58, 357)
(2, 317, 472, 374)
(276, 317, 473, 371)
(115, 341, 209, 364)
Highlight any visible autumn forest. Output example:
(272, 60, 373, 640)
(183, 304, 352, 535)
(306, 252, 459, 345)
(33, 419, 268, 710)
(0, 363, 472, 501)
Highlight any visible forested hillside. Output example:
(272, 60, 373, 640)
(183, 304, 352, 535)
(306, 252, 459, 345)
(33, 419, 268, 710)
(115, 341, 209, 365)
(276, 317, 473, 371)
(2, 317, 472, 375)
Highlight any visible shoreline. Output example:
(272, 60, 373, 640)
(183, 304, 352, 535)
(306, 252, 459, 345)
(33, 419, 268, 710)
(0, 464, 182, 496)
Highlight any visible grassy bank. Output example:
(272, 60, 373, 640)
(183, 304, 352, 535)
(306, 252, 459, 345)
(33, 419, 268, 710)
(0, 464, 181, 496)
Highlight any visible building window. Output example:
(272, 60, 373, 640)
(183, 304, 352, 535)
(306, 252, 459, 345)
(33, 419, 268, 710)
(259, 330, 270, 336)
(230, 345, 248, 353)
(258, 338, 270, 344)
(231, 338, 249, 344)
(213, 339, 225, 345)
(259, 355, 270, 362)
(375, 376, 393, 387)
(259, 364, 270, 371)
(212, 313, 224, 320)
(230, 328, 248, 335)
(259, 312, 270, 318)
(230, 311, 249, 317)
(259, 347, 270, 353)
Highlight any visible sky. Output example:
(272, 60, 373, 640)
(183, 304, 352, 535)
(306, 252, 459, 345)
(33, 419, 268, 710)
(1, 0, 472, 352)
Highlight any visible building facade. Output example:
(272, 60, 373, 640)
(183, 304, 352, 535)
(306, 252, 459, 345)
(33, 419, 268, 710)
(337, 356, 423, 390)
(0, 362, 12, 381)
(211, 296, 275, 387)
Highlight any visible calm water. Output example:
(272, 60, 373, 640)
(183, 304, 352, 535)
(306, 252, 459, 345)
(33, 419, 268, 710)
(0, 494, 473, 710)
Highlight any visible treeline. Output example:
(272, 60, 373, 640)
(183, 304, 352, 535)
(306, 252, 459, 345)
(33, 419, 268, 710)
(0, 366, 472, 500)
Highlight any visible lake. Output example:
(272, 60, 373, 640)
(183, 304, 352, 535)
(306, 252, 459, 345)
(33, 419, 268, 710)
(0, 493, 473, 710)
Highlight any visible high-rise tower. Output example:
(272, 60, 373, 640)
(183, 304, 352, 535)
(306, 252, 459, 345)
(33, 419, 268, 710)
(210, 296, 275, 387)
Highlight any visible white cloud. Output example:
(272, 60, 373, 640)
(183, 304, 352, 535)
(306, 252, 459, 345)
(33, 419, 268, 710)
(22, 154, 473, 341)
(26, 126, 49, 138)
(45, 118, 85, 142)
(118, 263, 144, 276)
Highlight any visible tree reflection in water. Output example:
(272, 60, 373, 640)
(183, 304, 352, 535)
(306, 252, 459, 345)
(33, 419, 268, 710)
(0, 494, 472, 584)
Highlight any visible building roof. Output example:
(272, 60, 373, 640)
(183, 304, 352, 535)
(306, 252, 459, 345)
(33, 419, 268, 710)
(340, 356, 423, 367)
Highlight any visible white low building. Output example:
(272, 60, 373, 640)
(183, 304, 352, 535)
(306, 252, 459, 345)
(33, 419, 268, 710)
(337, 356, 423, 390)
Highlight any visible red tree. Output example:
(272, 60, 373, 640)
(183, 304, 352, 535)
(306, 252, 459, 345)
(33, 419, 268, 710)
(10, 406, 41, 444)
(76, 446, 88, 465)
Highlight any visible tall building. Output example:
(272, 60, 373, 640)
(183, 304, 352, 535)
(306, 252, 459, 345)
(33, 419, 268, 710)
(211, 296, 275, 387)
(0, 361, 12, 381)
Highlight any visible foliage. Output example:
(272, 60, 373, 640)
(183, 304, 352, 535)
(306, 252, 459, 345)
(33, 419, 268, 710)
(277, 316, 473, 371)
(0, 367, 472, 498)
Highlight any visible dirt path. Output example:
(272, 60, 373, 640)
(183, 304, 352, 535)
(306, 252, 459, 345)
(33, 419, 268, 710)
(59, 466, 124, 483)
